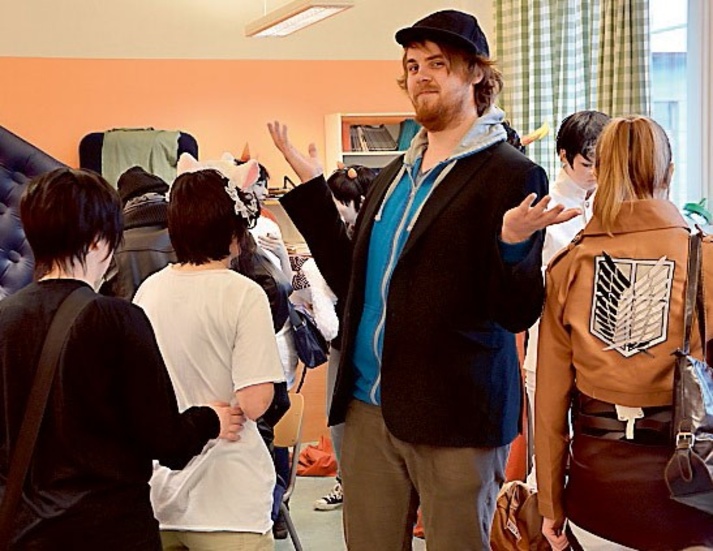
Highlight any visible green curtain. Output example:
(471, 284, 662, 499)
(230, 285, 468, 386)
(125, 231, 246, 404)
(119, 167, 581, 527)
(597, 0, 651, 116)
(495, 0, 650, 178)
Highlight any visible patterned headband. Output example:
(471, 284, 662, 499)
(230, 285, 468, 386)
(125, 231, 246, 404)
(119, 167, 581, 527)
(224, 179, 260, 224)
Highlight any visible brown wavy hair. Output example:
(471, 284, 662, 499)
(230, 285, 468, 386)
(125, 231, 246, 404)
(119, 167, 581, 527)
(593, 115, 673, 233)
(397, 41, 503, 116)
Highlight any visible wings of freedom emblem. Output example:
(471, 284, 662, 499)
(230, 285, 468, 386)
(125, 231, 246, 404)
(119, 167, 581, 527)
(590, 253, 675, 357)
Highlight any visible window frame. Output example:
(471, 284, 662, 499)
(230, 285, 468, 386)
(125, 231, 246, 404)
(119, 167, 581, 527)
(687, 0, 713, 207)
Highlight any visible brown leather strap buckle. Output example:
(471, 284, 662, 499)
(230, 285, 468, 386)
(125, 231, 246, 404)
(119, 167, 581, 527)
(675, 431, 696, 449)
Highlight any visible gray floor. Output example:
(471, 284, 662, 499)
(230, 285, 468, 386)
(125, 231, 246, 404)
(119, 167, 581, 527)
(276, 476, 427, 551)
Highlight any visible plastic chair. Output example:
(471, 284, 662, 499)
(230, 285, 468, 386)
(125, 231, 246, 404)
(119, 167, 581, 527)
(274, 392, 305, 551)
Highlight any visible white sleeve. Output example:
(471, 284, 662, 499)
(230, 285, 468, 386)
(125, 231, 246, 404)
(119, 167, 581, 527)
(231, 284, 285, 391)
(542, 227, 564, 267)
(269, 219, 284, 240)
(262, 216, 283, 240)
(301, 258, 339, 342)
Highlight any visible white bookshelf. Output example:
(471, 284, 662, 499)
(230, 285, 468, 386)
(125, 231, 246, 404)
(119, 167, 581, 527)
(325, 112, 415, 171)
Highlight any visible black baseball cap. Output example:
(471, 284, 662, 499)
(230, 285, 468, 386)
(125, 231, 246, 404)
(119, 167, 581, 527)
(395, 10, 490, 58)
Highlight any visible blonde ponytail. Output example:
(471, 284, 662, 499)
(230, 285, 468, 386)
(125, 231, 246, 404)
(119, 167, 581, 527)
(593, 116, 672, 233)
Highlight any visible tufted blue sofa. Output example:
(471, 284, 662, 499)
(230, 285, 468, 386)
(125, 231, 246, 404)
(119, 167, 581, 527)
(0, 127, 65, 299)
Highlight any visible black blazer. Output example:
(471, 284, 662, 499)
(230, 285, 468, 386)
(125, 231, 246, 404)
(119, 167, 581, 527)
(281, 141, 547, 447)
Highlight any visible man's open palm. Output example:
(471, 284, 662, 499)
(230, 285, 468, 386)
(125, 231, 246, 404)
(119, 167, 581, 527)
(267, 121, 323, 183)
(501, 193, 581, 244)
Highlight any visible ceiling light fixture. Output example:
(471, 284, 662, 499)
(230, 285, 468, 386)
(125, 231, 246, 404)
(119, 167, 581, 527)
(245, 0, 355, 38)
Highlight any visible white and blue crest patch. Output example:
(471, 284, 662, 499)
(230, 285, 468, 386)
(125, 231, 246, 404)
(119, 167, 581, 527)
(590, 253, 675, 357)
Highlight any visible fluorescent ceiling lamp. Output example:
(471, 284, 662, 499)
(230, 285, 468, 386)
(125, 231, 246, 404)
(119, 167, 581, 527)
(246, 0, 354, 38)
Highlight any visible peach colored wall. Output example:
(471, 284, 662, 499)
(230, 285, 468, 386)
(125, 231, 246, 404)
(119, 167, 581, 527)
(0, 58, 412, 180)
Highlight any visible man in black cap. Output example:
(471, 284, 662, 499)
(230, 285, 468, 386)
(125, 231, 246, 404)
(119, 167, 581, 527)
(101, 166, 176, 299)
(270, 9, 578, 549)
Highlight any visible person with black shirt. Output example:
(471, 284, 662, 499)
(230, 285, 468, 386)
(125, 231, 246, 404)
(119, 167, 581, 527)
(0, 168, 242, 549)
(101, 166, 176, 300)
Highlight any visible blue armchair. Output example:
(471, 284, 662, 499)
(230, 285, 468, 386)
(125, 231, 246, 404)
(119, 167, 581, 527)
(0, 127, 65, 298)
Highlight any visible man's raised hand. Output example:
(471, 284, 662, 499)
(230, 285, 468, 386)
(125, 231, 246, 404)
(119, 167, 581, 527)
(501, 193, 581, 244)
(267, 121, 323, 183)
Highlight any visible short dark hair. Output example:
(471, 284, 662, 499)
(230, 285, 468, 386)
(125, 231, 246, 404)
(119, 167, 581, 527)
(327, 165, 376, 212)
(20, 168, 122, 279)
(168, 169, 253, 265)
(397, 41, 503, 117)
(556, 110, 611, 166)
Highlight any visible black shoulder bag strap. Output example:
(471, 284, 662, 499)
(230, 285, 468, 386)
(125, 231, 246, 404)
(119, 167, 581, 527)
(288, 303, 309, 394)
(694, 236, 707, 363)
(0, 286, 95, 548)
(675, 232, 703, 442)
(681, 232, 701, 356)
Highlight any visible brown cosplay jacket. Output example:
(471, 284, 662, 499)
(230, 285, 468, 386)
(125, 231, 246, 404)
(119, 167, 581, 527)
(534, 198, 713, 523)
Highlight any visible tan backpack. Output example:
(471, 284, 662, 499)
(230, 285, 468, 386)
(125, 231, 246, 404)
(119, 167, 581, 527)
(490, 481, 550, 551)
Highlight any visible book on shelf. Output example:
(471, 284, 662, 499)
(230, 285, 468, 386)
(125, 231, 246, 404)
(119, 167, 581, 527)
(349, 126, 360, 151)
(357, 126, 370, 151)
(363, 125, 398, 151)
(348, 124, 398, 152)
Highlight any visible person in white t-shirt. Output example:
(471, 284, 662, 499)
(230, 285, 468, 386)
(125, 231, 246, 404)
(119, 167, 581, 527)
(134, 167, 285, 551)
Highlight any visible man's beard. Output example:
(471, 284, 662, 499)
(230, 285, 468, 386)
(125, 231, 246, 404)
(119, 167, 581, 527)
(411, 90, 468, 132)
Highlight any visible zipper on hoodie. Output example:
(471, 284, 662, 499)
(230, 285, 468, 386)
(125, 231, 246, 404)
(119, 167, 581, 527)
(368, 167, 420, 404)
(406, 162, 456, 232)
(367, 161, 450, 404)
(375, 166, 406, 222)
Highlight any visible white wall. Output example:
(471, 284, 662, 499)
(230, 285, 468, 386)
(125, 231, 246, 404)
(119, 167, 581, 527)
(0, 0, 494, 60)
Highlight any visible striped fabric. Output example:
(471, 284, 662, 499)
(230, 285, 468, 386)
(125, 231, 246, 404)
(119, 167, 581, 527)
(495, 0, 650, 179)
(597, 0, 651, 117)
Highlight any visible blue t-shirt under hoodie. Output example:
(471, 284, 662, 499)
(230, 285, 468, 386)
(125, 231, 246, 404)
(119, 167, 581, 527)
(349, 106, 531, 406)
(351, 156, 447, 405)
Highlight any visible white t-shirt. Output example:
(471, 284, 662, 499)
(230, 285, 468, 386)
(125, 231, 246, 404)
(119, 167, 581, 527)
(276, 319, 298, 389)
(133, 266, 285, 533)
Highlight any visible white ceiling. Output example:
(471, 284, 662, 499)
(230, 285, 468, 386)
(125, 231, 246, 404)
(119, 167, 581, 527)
(0, 0, 494, 60)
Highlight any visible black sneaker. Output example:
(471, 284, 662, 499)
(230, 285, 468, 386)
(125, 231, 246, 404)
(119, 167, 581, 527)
(273, 511, 288, 540)
(313, 480, 343, 511)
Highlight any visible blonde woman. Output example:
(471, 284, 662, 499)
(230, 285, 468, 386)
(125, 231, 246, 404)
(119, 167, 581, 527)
(535, 116, 713, 550)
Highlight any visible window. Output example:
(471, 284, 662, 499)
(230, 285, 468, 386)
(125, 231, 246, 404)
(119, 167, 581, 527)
(650, 0, 689, 207)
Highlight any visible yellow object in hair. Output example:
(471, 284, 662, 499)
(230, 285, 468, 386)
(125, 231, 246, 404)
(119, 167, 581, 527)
(521, 121, 550, 146)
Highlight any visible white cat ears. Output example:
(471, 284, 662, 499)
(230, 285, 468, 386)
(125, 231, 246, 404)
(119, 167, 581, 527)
(176, 152, 260, 191)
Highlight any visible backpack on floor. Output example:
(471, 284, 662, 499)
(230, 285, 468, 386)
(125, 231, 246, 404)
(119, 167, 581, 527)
(490, 481, 550, 551)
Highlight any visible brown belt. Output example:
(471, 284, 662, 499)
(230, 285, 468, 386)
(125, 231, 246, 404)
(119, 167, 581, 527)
(573, 394, 672, 443)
